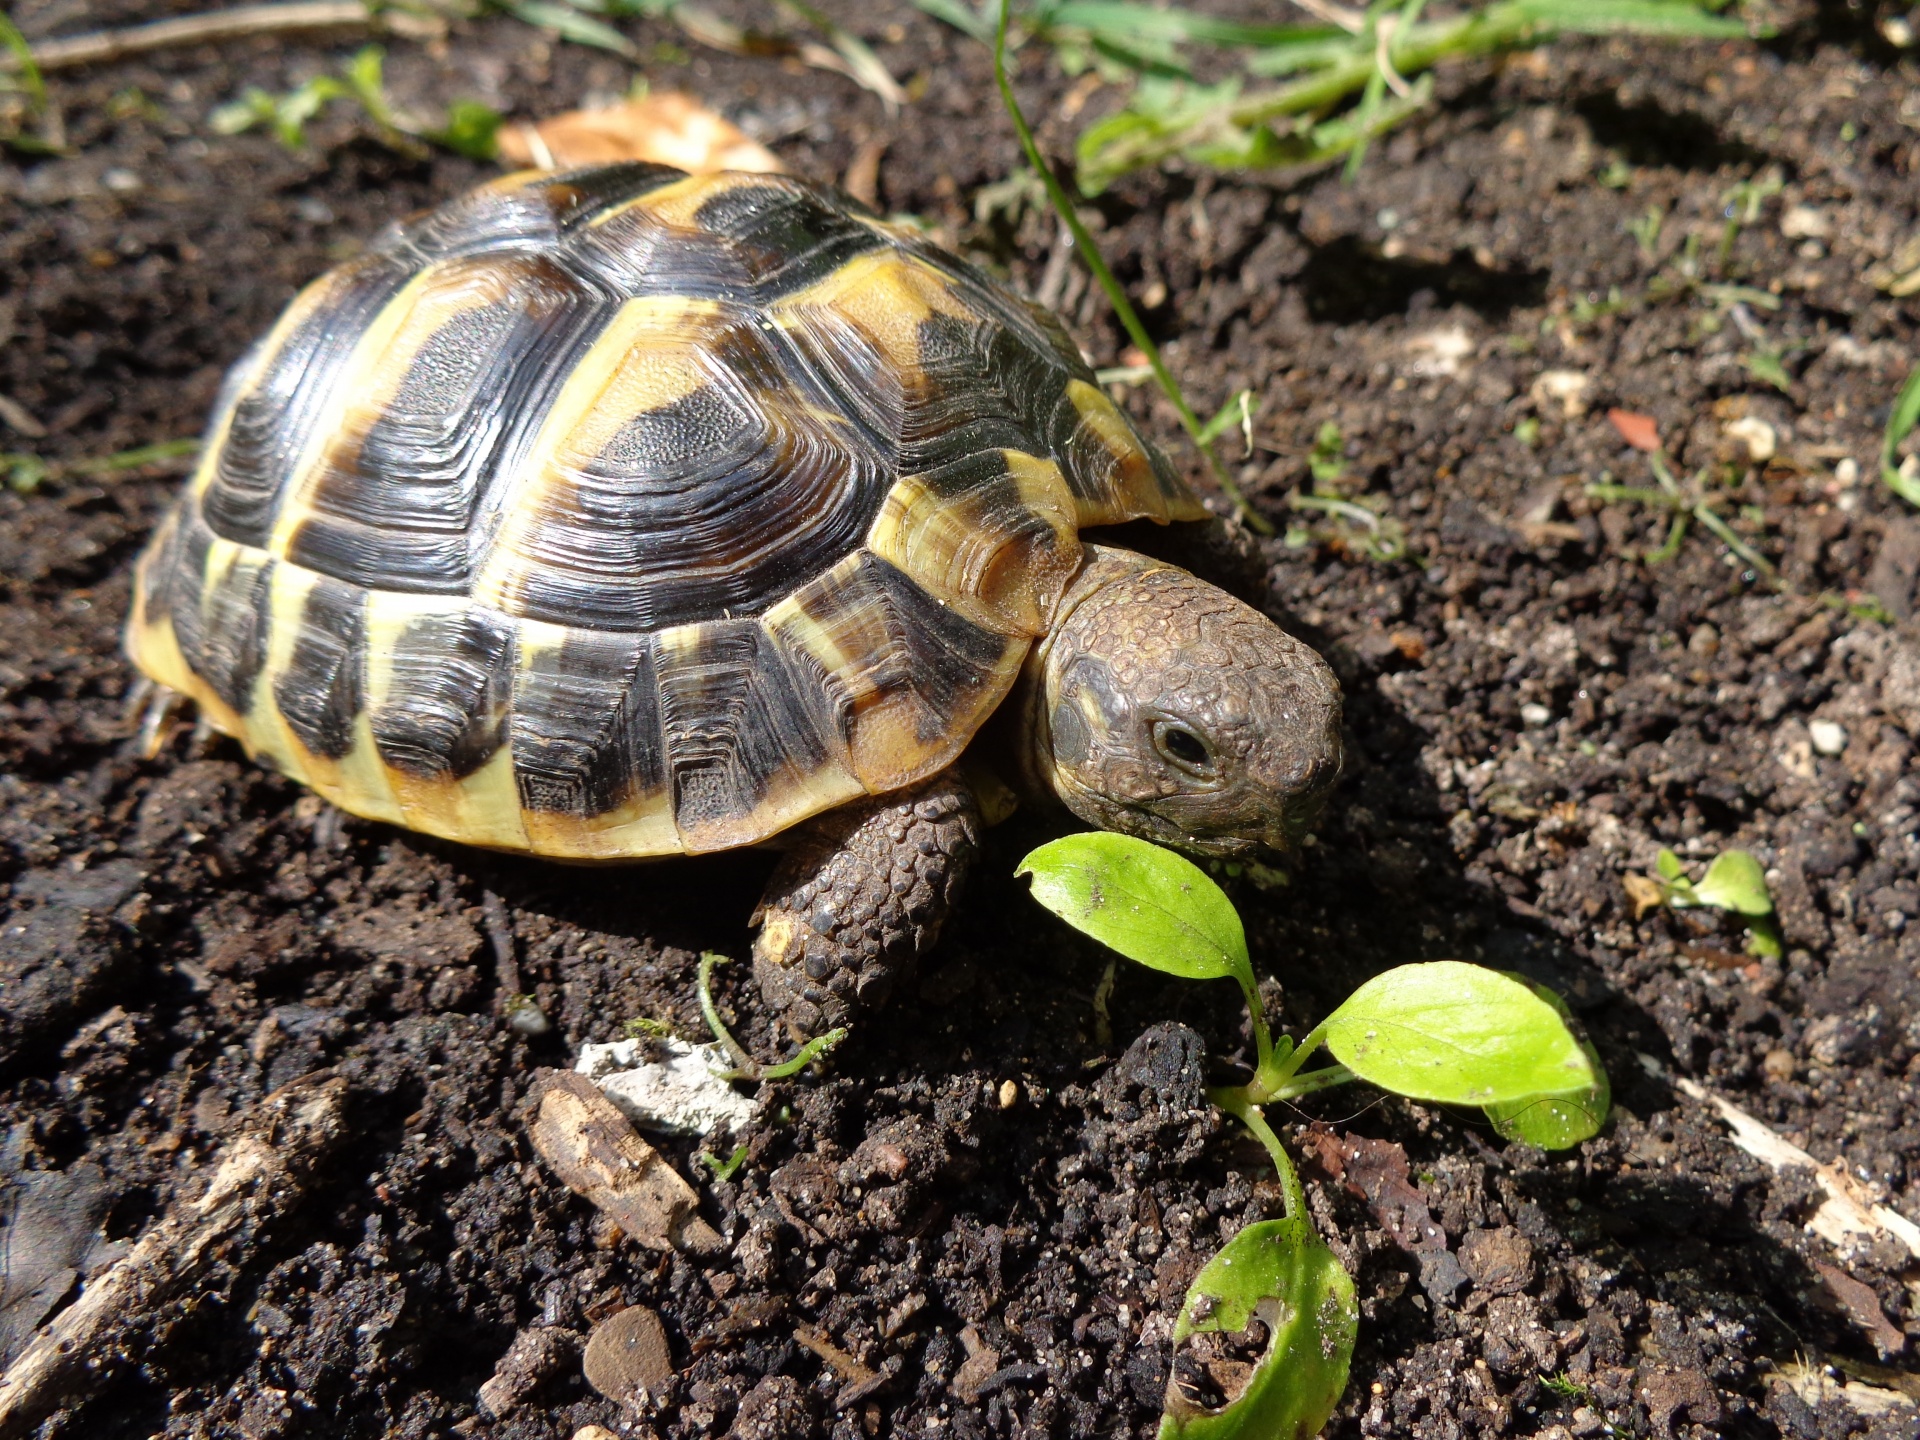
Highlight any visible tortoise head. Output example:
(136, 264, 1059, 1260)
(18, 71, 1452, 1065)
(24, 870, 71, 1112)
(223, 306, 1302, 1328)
(1023, 546, 1342, 857)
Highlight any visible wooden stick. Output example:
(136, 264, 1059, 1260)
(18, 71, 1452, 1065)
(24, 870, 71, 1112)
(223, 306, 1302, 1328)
(10, 3, 443, 74)
(0, 1073, 351, 1439)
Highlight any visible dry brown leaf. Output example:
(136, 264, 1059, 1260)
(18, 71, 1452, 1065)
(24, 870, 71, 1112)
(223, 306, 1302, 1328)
(1607, 407, 1662, 453)
(498, 93, 784, 175)
(1622, 872, 1667, 919)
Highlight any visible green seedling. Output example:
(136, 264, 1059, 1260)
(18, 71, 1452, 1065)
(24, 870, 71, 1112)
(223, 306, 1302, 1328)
(698, 1143, 750, 1181)
(1880, 364, 1920, 509)
(1288, 420, 1409, 563)
(1626, 847, 1781, 960)
(1586, 445, 1778, 586)
(4, 437, 200, 495)
(1741, 346, 1793, 395)
(1627, 204, 1664, 263)
(992, 0, 1269, 533)
(1308, 420, 1347, 487)
(938, 0, 1749, 192)
(1018, 832, 1609, 1437)
(695, 952, 846, 1081)
(0, 10, 60, 154)
(211, 46, 503, 160)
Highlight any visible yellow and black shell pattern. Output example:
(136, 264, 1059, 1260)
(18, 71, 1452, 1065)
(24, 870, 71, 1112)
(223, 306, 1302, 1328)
(127, 163, 1207, 858)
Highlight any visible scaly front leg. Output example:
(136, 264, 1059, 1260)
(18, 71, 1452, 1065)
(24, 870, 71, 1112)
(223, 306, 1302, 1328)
(751, 772, 982, 1040)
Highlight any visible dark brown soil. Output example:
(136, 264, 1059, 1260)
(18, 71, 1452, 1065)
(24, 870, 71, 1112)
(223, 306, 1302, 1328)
(4, 3, 1920, 1438)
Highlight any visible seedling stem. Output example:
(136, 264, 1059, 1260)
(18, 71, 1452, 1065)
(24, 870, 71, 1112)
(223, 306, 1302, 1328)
(696, 952, 847, 1080)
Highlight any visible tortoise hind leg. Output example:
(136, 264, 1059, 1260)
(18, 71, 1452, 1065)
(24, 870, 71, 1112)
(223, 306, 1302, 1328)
(752, 773, 982, 1041)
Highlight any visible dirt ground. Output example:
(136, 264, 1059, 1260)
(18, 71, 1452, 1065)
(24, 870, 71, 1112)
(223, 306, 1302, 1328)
(4, 1, 1920, 1437)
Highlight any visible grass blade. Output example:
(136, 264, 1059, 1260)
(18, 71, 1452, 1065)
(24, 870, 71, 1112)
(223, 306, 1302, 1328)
(1882, 364, 1920, 508)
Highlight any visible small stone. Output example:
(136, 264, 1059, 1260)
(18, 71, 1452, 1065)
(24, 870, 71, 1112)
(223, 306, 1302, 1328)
(998, 1079, 1019, 1109)
(731, 1374, 813, 1440)
(1780, 205, 1832, 240)
(582, 1305, 674, 1405)
(1725, 415, 1776, 463)
(1459, 1227, 1536, 1297)
(575, 1036, 757, 1138)
(1762, 1048, 1794, 1083)
(1808, 720, 1848, 756)
(1520, 702, 1553, 728)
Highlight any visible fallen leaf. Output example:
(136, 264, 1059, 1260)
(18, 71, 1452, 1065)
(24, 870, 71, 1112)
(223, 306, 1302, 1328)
(1813, 1261, 1908, 1359)
(1607, 408, 1661, 452)
(498, 93, 784, 175)
(1623, 873, 1668, 923)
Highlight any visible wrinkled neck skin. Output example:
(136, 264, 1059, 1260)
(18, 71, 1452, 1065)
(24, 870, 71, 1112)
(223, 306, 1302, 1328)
(1011, 545, 1344, 858)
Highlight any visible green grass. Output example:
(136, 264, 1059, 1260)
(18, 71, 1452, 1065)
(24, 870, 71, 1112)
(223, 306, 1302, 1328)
(921, 0, 1754, 191)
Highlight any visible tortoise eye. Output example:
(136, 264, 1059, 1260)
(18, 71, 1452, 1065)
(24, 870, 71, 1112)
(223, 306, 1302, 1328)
(1152, 721, 1214, 775)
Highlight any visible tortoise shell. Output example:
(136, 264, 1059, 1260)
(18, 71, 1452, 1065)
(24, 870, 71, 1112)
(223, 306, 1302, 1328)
(126, 163, 1207, 858)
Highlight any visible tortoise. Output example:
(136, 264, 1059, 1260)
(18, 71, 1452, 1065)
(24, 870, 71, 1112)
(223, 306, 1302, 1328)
(126, 162, 1343, 1039)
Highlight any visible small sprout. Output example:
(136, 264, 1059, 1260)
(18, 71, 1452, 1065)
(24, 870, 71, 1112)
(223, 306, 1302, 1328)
(698, 1143, 749, 1182)
(1881, 363, 1920, 508)
(622, 1016, 675, 1039)
(503, 993, 551, 1037)
(427, 99, 504, 161)
(1513, 416, 1541, 448)
(2, 453, 50, 494)
(1308, 420, 1347, 487)
(211, 46, 497, 160)
(1742, 347, 1793, 395)
(1629, 848, 1781, 959)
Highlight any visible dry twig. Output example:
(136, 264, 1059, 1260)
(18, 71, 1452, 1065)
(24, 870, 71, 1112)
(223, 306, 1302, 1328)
(7, 3, 442, 73)
(0, 1073, 351, 1439)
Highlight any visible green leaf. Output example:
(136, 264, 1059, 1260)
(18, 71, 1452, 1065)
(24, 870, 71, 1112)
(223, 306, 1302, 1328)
(1882, 364, 1920, 508)
(1689, 849, 1773, 917)
(1317, 961, 1597, 1105)
(1481, 976, 1609, 1149)
(0, 12, 49, 118)
(1509, 0, 1750, 36)
(1654, 848, 1685, 882)
(1018, 833, 1255, 991)
(430, 99, 504, 159)
(1159, 1216, 1356, 1440)
(911, 0, 996, 42)
(504, 0, 640, 54)
(1047, 2, 1330, 48)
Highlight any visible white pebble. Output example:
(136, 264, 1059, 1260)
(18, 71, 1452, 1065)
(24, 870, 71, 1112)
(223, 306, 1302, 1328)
(1808, 719, 1848, 756)
(1724, 415, 1775, 463)
(1520, 702, 1553, 728)
(576, 1036, 757, 1137)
